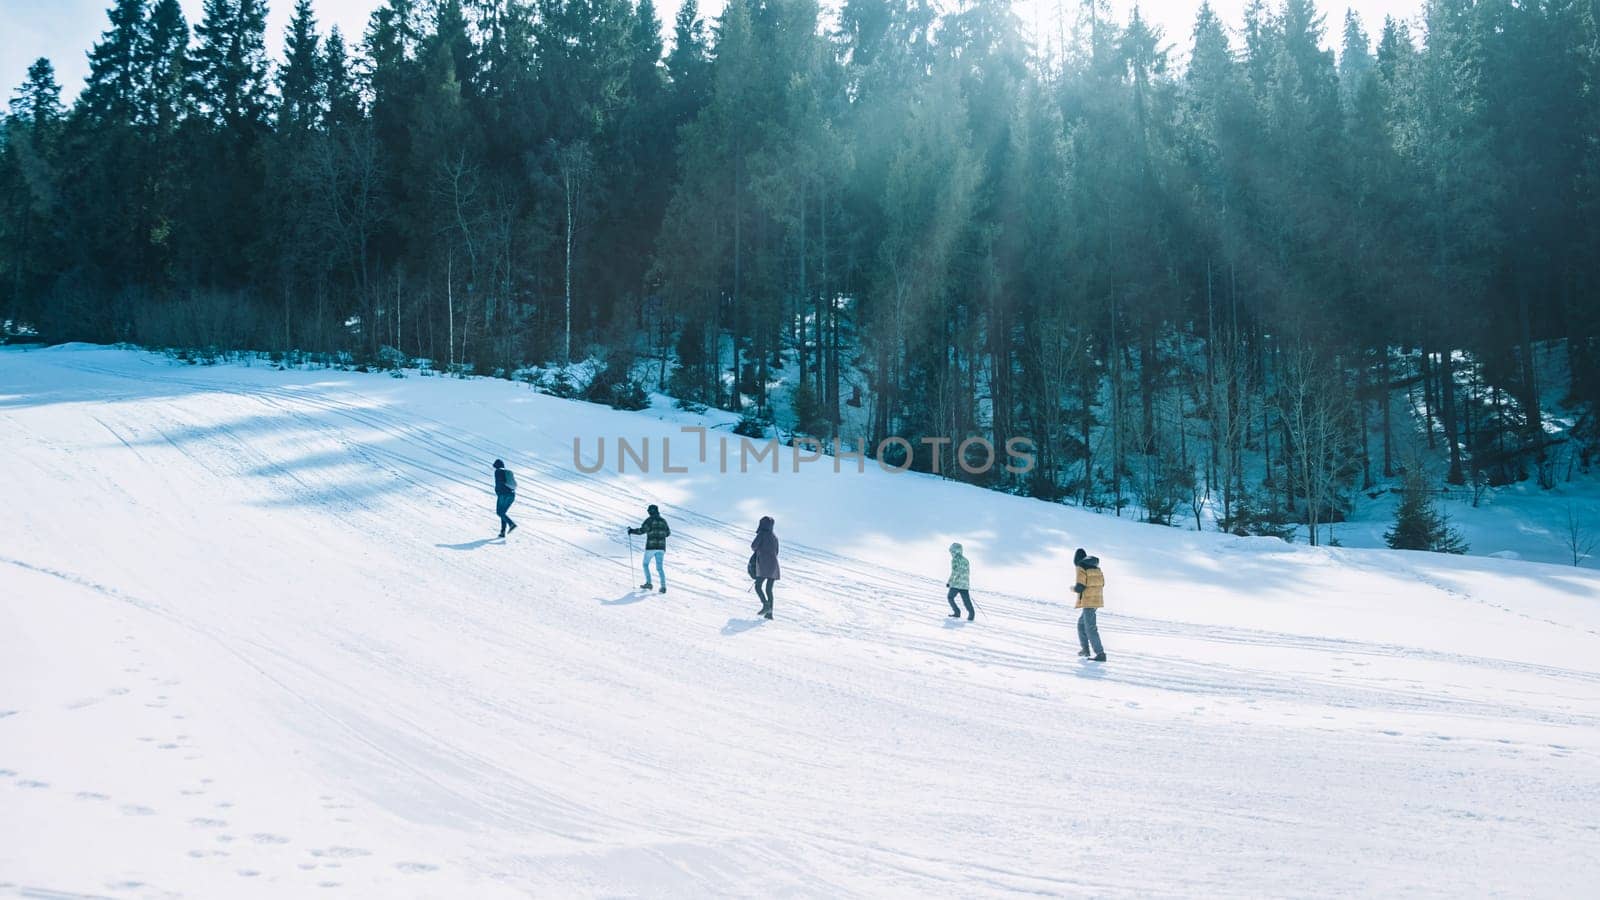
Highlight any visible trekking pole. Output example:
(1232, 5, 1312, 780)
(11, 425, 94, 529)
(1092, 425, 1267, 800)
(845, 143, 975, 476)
(626, 529, 635, 579)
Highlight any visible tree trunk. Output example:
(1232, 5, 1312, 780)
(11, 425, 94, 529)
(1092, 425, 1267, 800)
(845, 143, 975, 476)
(1441, 347, 1464, 484)
(1381, 351, 1394, 477)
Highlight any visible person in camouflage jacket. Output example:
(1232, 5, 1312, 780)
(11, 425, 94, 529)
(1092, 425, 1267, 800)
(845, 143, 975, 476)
(946, 543, 974, 620)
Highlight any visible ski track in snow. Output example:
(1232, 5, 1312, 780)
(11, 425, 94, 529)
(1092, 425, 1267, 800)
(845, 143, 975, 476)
(2, 345, 1599, 897)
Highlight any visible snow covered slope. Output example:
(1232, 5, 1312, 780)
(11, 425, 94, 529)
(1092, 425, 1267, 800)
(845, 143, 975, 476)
(2, 345, 1598, 898)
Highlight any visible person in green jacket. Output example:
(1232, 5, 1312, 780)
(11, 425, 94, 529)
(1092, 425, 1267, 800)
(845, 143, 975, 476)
(628, 505, 671, 593)
(946, 542, 974, 620)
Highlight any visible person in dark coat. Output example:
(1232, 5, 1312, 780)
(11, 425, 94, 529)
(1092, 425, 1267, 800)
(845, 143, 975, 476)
(750, 516, 780, 620)
(628, 504, 671, 592)
(493, 459, 517, 538)
(1073, 547, 1106, 661)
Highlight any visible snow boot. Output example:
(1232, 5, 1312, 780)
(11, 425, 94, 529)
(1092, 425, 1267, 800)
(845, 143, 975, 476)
(966, 612, 974, 621)
(507, 522, 517, 534)
(948, 612, 962, 618)
(762, 611, 773, 620)
(640, 583, 654, 590)
(1077, 649, 1090, 658)
(1092, 652, 1107, 662)
(658, 585, 667, 594)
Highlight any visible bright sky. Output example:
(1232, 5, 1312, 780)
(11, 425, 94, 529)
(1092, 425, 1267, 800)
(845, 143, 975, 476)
(4, 0, 1426, 105)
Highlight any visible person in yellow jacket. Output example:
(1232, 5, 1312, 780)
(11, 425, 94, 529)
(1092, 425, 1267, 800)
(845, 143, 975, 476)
(1073, 548, 1106, 662)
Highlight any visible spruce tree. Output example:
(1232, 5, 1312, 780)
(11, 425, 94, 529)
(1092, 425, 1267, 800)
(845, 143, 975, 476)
(666, 0, 712, 121)
(278, 0, 323, 133)
(321, 28, 362, 130)
(1385, 467, 1468, 553)
(78, 0, 148, 127)
(189, 0, 272, 134)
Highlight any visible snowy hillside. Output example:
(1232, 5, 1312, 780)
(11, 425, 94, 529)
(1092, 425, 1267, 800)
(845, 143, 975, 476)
(3, 345, 1599, 897)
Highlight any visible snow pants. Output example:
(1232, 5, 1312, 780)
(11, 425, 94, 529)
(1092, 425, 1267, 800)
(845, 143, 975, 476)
(947, 588, 974, 619)
(753, 578, 775, 616)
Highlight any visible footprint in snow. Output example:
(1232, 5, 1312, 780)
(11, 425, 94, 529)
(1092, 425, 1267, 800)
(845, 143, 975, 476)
(311, 847, 372, 859)
(76, 792, 110, 801)
(395, 862, 439, 874)
(190, 817, 229, 829)
(0, 710, 18, 719)
(237, 869, 261, 878)
(121, 804, 156, 816)
(16, 779, 49, 789)
(252, 833, 290, 845)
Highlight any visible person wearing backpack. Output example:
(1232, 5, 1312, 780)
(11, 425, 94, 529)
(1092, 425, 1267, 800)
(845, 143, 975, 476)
(1073, 547, 1106, 661)
(628, 505, 671, 593)
(493, 459, 518, 538)
(946, 542, 974, 621)
(750, 516, 780, 620)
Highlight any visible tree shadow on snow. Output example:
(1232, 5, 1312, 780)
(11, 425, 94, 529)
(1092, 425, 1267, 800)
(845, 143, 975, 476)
(436, 538, 499, 551)
(721, 618, 765, 636)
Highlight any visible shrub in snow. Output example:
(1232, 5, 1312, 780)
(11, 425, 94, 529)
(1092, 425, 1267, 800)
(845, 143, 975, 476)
(733, 414, 770, 439)
(376, 345, 409, 376)
(1217, 495, 1296, 542)
(522, 367, 575, 398)
(582, 360, 650, 411)
(791, 381, 828, 439)
(1384, 468, 1468, 554)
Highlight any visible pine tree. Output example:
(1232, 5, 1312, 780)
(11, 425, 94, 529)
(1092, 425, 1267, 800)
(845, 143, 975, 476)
(139, 0, 191, 287)
(186, 0, 273, 288)
(1385, 466, 1468, 553)
(2, 58, 66, 329)
(666, 0, 713, 121)
(1338, 8, 1374, 105)
(278, 0, 323, 132)
(189, 0, 272, 134)
(321, 28, 362, 129)
(78, 0, 148, 127)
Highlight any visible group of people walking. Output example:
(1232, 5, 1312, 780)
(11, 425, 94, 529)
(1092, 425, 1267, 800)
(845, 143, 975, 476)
(492, 460, 1108, 658)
